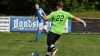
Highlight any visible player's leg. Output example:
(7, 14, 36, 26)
(34, 30, 41, 42)
(34, 23, 43, 42)
(51, 34, 61, 56)
(53, 34, 61, 44)
(46, 31, 56, 56)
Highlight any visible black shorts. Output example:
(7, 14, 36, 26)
(47, 31, 61, 44)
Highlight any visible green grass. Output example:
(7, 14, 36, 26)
(1, 11, 100, 18)
(0, 32, 100, 56)
(70, 11, 100, 18)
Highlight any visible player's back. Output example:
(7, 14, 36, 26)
(50, 10, 73, 35)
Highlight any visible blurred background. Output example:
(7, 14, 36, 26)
(0, 0, 100, 16)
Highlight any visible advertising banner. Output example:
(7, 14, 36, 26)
(63, 19, 72, 33)
(10, 16, 51, 32)
(10, 16, 72, 33)
(0, 16, 10, 32)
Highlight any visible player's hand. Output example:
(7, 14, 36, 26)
(83, 22, 86, 27)
(38, 10, 43, 16)
(80, 20, 86, 27)
(30, 21, 32, 25)
(44, 22, 47, 25)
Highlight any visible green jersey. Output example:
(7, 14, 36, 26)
(47, 10, 74, 35)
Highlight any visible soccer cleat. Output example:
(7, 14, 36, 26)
(51, 48, 58, 56)
(46, 54, 50, 56)
(46, 52, 51, 56)
(33, 40, 37, 42)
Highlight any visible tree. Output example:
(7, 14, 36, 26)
(0, 0, 100, 15)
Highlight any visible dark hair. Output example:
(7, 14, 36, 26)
(56, 1, 63, 8)
(35, 3, 39, 5)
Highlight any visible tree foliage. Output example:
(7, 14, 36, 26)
(0, 0, 100, 15)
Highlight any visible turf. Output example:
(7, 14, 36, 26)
(70, 11, 100, 18)
(0, 32, 100, 56)
(1, 11, 100, 18)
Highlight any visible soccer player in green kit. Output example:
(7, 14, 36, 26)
(39, 1, 86, 56)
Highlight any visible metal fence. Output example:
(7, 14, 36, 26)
(72, 18, 100, 34)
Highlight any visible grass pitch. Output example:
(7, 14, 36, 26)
(0, 32, 100, 56)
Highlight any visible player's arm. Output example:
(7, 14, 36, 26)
(39, 13, 48, 21)
(38, 9, 48, 21)
(30, 16, 36, 25)
(39, 12, 53, 21)
(67, 12, 86, 27)
(73, 16, 86, 27)
(43, 13, 46, 16)
(30, 11, 37, 25)
(43, 13, 48, 24)
(41, 15, 48, 21)
(31, 16, 36, 22)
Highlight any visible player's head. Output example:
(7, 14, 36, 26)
(56, 1, 63, 9)
(35, 3, 40, 9)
